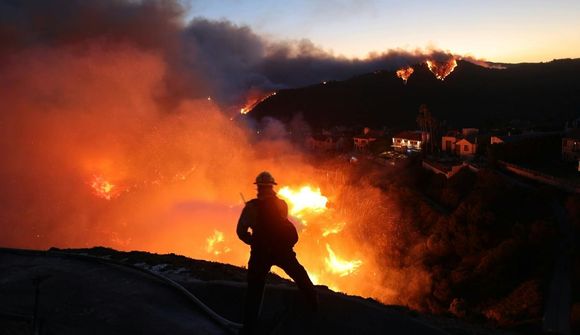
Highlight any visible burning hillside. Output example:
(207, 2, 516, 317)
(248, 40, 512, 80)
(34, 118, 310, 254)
(239, 91, 277, 115)
(426, 58, 458, 80)
(396, 66, 414, 83)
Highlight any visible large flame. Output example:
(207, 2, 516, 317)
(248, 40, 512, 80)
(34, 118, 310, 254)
(426, 58, 458, 80)
(277, 185, 363, 290)
(278, 185, 328, 220)
(396, 66, 414, 84)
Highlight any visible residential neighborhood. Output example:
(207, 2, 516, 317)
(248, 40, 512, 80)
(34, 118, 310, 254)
(296, 108, 580, 192)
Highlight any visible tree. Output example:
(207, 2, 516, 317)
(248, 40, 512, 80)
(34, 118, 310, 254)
(416, 104, 439, 153)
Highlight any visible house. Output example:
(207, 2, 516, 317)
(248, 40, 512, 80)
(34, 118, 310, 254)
(562, 130, 580, 162)
(456, 137, 477, 156)
(353, 127, 384, 151)
(441, 128, 478, 157)
(490, 136, 505, 145)
(442, 130, 460, 153)
(392, 131, 428, 152)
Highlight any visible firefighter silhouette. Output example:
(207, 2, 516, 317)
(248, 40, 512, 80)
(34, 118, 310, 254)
(237, 171, 318, 334)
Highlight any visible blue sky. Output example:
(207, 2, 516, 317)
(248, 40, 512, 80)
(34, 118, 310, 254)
(186, 0, 580, 62)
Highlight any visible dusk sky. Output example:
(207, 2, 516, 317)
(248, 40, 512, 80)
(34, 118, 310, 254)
(189, 0, 580, 63)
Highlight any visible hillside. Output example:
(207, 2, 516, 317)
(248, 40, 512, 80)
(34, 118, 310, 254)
(249, 59, 580, 129)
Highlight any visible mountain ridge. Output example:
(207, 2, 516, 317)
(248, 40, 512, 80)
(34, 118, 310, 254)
(249, 59, 580, 129)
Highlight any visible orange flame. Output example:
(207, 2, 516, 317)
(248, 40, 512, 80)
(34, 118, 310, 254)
(90, 175, 121, 200)
(240, 91, 277, 114)
(396, 66, 414, 84)
(276, 185, 363, 292)
(322, 222, 345, 237)
(278, 185, 328, 223)
(426, 58, 458, 80)
(325, 243, 362, 277)
(206, 230, 231, 256)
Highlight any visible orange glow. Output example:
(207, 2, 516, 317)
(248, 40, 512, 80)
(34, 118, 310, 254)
(1, 43, 432, 312)
(325, 243, 362, 277)
(395, 66, 414, 84)
(278, 185, 328, 220)
(322, 222, 345, 237)
(206, 230, 231, 256)
(426, 58, 458, 80)
(275, 185, 366, 292)
(90, 175, 121, 200)
(239, 91, 277, 114)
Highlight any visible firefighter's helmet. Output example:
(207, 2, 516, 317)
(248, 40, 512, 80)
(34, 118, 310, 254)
(254, 171, 277, 185)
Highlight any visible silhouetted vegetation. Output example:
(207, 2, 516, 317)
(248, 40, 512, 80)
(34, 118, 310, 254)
(355, 161, 558, 330)
(487, 134, 561, 165)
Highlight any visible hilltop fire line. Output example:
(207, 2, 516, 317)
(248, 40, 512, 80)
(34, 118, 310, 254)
(240, 91, 277, 115)
(396, 58, 459, 83)
(396, 66, 414, 84)
(238, 58, 460, 116)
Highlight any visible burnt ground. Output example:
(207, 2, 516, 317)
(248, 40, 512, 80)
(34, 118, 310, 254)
(0, 247, 515, 335)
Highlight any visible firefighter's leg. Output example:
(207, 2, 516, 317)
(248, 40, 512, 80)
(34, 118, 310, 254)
(242, 252, 271, 334)
(277, 253, 318, 311)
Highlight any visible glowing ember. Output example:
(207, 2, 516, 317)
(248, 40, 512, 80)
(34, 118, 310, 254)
(325, 244, 362, 277)
(278, 185, 328, 218)
(395, 66, 414, 84)
(206, 230, 230, 256)
(426, 58, 458, 80)
(90, 175, 121, 200)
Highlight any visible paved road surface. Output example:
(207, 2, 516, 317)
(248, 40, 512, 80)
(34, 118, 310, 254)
(0, 250, 229, 335)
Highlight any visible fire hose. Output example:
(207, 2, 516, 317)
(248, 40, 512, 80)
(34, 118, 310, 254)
(0, 248, 243, 334)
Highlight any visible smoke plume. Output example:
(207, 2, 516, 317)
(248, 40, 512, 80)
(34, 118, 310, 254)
(1, 0, 483, 109)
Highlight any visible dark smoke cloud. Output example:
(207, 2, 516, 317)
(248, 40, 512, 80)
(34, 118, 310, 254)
(181, 18, 460, 106)
(0, 0, 183, 51)
(0, 0, 474, 110)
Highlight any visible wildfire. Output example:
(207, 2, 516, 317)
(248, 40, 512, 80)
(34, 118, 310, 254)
(322, 222, 345, 237)
(278, 185, 328, 219)
(276, 184, 364, 292)
(239, 91, 277, 115)
(426, 58, 458, 80)
(206, 230, 231, 256)
(395, 66, 414, 84)
(325, 244, 362, 277)
(90, 175, 121, 200)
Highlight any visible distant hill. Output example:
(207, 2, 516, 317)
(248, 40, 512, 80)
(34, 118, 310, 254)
(249, 59, 580, 129)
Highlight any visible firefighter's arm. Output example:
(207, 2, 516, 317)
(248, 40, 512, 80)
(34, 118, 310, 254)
(236, 204, 254, 245)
